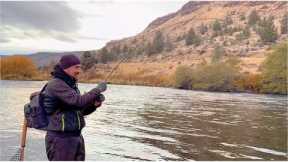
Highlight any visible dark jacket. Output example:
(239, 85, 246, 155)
(43, 65, 101, 133)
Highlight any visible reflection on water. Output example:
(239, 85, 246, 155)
(0, 80, 287, 160)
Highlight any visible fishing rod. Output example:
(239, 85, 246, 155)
(104, 56, 128, 82)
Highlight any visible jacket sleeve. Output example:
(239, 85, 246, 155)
(47, 79, 101, 109)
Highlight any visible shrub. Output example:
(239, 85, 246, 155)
(224, 15, 233, 26)
(212, 20, 222, 32)
(174, 66, 193, 89)
(236, 26, 250, 41)
(224, 27, 241, 35)
(199, 23, 208, 35)
(280, 13, 288, 34)
(97, 48, 117, 63)
(191, 60, 241, 92)
(81, 51, 97, 71)
(257, 16, 278, 43)
(164, 39, 174, 52)
(153, 31, 165, 53)
(248, 10, 260, 26)
(243, 26, 251, 37)
(261, 42, 287, 94)
(240, 14, 246, 21)
(146, 31, 165, 56)
(0, 55, 39, 79)
(185, 28, 201, 46)
(211, 45, 225, 63)
(174, 58, 241, 92)
(234, 74, 263, 93)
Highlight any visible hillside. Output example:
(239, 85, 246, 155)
(0, 51, 83, 68)
(86, 1, 287, 77)
(28, 52, 83, 68)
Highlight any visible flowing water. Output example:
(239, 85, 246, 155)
(0, 80, 287, 160)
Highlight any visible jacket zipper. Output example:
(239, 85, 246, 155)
(77, 112, 81, 130)
(61, 114, 65, 131)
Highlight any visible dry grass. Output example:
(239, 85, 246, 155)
(79, 62, 175, 87)
(36, 49, 267, 88)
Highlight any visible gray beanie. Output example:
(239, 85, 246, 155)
(59, 54, 80, 69)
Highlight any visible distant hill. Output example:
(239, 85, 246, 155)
(1, 51, 83, 67)
(28, 52, 83, 67)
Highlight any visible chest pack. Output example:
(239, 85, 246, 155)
(24, 84, 48, 130)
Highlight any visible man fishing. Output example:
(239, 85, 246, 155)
(42, 54, 107, 161)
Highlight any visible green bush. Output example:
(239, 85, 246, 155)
(212, 20, 222, 32)
(98, 48, 116, 63)
(236, 26, 250, 41)
(192, 61, 240, 91)
(81, 51, 97, 71)
(257, 16, 278, 43)
(174, 66, 193, 89)
(224, 27, 241, 35)
(174, 58, 241, 92)
(224, 15, 233, 26)
(146, 31, 165, 56)
(240, 14, 246, 21)
(164, 39, 174, 52)
(248, 10, 260, 26)
(261, 42, 287, 94)
(153, 31, 165, 53)
(211, 45, 225, 63)
(199, 23, 208, 35)
(185, 28, 201, 46)
(243, 26, 250, 37)
(281, 13, 288, 34)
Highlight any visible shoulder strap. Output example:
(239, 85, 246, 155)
(29, 83, 48, 100)
(39, 84, 49, 108)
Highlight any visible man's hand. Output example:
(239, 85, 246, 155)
(95, 94, 105, 102)
(96, 82, 107, 93)
(94, 101, 102, 107)
(94, 94, 105, 108)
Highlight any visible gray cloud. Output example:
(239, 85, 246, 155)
(1, 1, 80, 32)
(0, 24, 110, 44)
(76, 35, 109, 41)
(0, 37, 10, 43)
(0, 25, 78, 43)
(53, 33, 77, 43)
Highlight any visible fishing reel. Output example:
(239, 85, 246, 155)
(95, 93, 105, 102)
(94, 93, 105, 106)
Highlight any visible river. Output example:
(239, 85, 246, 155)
(0, 80, 287, 160)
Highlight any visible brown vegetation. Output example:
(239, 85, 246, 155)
(0, 56, 41, 80)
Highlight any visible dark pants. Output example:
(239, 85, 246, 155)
(45, 131, 85, 161)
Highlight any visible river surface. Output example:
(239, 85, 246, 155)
(0, 80, 287, 161)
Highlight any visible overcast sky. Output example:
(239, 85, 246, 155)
(0, 0, 189, 55)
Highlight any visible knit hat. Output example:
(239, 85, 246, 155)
(59, 54, 80, 69)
